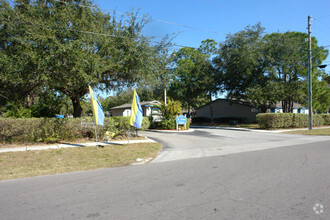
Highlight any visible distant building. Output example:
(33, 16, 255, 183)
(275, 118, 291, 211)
(111, 101, 161, 119)
(268, 102, 309, 114)
(195, 99, 309, 123)
(195, 99, 259, 123)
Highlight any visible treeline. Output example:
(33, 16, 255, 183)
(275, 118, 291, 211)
(0, 0, 329, 118)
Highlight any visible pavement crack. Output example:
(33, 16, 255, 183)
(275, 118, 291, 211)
(298, 154, 308, 169)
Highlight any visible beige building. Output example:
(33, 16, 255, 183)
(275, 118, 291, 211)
(268, 102, 309, 114)
(195, 99, 259, 123)
(111, 101, 161, 119)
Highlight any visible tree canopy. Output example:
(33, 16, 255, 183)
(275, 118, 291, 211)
(1, 2, 328, 119)
(0, 0, 166, 117)
(169, 39, 221, 115)
(214, 24, 329, 113)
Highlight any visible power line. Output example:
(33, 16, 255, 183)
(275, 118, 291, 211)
(0, 18, 134, 39)
(314, 19, 330, 30)
(5, 0, 200, 48)
(0, 18, 197, 49)
(53, 0, 225, 35)
(314, 14, 330, 20)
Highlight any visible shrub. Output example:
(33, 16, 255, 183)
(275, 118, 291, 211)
(256, 113, 293, 129)
(0, 116, 150, 144)
(152, 116, 190, 130)
(321, 114, 330, 125)
(257, 113, 328, 129)
(292, 114, 308, 128)
(159, 118, 176, 130)
(313, 115, 325, 127)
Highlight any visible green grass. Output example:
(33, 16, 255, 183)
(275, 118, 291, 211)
(285, 128, 330, 136)
(0, 143, 161, 180)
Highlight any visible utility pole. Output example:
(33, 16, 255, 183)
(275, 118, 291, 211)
(308, 15, 313, 130)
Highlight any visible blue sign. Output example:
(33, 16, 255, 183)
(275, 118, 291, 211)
(176, 115, 187, 125)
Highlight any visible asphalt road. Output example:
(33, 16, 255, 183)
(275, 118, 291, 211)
(142, 128, 330, 163)
(0, 129, 329, 219)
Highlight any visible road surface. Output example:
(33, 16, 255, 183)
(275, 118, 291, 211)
(0, 128, 329, 219)
(142, 128, 330, 163)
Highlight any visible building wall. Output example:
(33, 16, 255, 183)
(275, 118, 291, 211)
(145, 107, 151, 116)
(196, 100, 258, 123)
(111, 107, 156, 117)
(269, 108, 309, 114)
(111, 109, 126, 116)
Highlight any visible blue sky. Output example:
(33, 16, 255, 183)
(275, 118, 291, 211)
(92, 0, 330, 98)
(94, 0, 330, 57)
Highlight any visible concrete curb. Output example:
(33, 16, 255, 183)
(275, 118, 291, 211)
(148, 129, 195, 133)
(190, 126, 330, 133)
(0, 138, 156, 154)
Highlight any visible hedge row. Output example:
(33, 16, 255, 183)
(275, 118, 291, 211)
(0, 117, 150, 144)
(256, 113, 330, 129)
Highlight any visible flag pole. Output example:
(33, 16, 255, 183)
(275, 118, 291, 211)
(127, 125, 131, 146)
(94, 124, 98, 143)
(94, 123, 100, 151)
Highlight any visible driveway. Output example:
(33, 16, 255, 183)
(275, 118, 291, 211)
(141, 128, 330, 163)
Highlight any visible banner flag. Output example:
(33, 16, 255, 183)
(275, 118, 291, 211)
(89, 85, 104, 126)
(129, 89, 143, 128)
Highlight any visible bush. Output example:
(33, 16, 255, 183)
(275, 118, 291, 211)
(0, 116, 150, 144)
(256, 113, 293, 129)
(313, 115, 325, 127)
(321, 114, 330, 125)
(292, 114, 308, 128)
(158, 118, 176, 130)
(257, 113, 328, 129)
(152, 116, 191, 130)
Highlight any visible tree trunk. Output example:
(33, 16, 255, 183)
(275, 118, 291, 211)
(282, 100, 288, 113)
(71, 97, 83, 117)
(27, 95, 31, 107)
(289, 100, 293, 113)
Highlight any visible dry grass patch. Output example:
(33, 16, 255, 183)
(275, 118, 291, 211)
(285, 128, 330, 136)
(0, 143, 161, 180)
(0, 136, 148, 148)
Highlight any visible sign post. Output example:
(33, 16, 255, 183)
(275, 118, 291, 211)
(176, 115, 187, 130)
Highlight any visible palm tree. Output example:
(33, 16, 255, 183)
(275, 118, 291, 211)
(154, 98, 182, 120)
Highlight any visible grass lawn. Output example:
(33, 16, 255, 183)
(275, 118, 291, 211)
(285, 128, 330, 136)
(0, 143, 161, 180)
